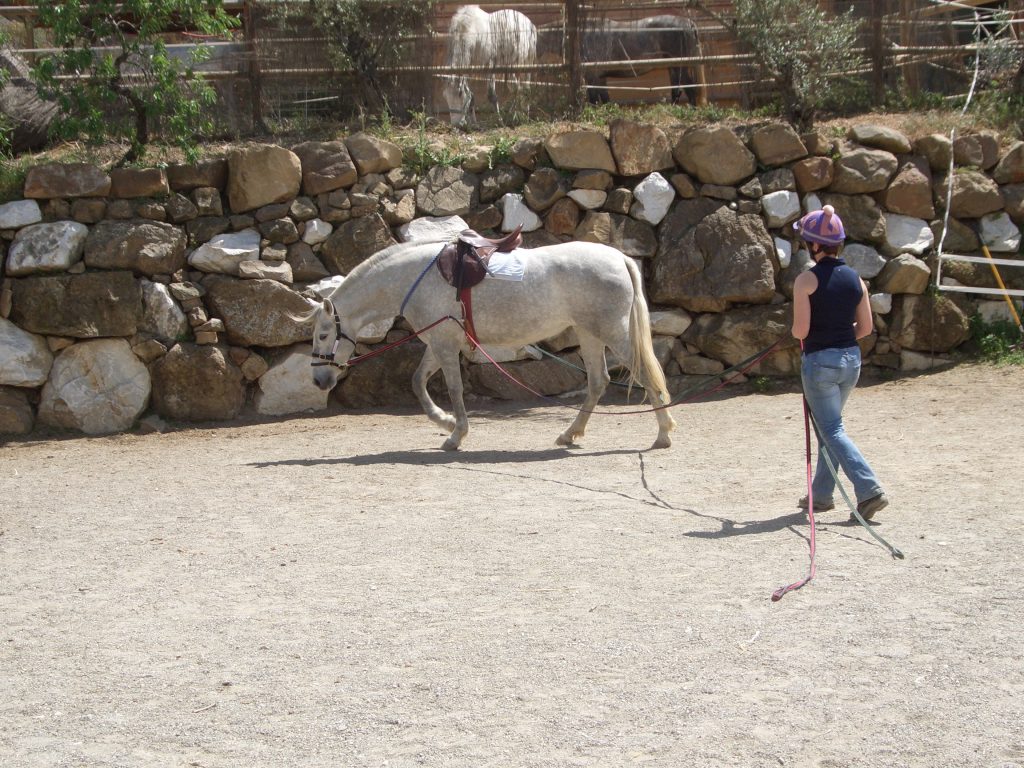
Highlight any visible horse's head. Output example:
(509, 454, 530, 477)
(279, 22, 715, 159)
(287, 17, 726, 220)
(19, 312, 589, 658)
(310, 298, 356, 391)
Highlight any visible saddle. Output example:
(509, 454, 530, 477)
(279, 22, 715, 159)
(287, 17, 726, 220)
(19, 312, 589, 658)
(436, 225, 523, 291)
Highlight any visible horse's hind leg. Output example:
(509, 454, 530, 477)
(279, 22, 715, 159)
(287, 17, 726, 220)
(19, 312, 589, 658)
(413, 348, 456, 431)
(556, 333, 610, 447)
(608, 340, 675, 450)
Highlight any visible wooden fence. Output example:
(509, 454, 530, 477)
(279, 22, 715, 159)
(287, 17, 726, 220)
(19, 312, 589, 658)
(1, 0, 1022, 134)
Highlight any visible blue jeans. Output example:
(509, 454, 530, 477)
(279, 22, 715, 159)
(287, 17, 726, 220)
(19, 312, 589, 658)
(800, 347, 883, 503)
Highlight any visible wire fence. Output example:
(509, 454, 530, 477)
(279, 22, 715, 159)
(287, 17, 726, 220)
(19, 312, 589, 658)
(1, 0, 1022, 137)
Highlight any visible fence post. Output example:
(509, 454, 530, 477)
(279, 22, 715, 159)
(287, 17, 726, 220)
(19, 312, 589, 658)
(244, 0, 266, 132)
(870, 0, 885, 106)
(565, 0, 584, 113)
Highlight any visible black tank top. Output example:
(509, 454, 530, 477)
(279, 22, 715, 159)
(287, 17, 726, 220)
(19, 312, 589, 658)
(804, 257, 862, 354)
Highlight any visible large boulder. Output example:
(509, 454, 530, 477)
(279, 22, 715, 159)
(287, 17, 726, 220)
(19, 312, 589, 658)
(849, 124, 912, 154)
(544, 130, 616, 173)
(0, 317, 52, 387)
(819, 193, 886, 245)
(469, 352, 587, 400)
(937, 169, 1003, 218)
(84, 219, 187, 277)
(24, 163, 110, 199)
(890, 294, 970, 352)
(683, 304, 800, 375)
(673, 126, 756, 185)
(138, 279, 190, 344)
(37, 339, 150, 435)
(829, 145, 898, 194)
(188, 229, 261, 275)
(416, 166, 479, 216)
(609, 119, 674, 176)
(650, 205, 776, 312)
(749, 123, 807, 167)
(109, 168, 169, 199)
(166, 159, 228, 192)
(291, 140, 359, 195)
(6, 221, 88, 275)
(0, 199, 42, 229)
(320, 213, 397, 275)
(150, 343, 246, 421)
(227, 145, 302, 213)
(8, 271, 141, 338)
(203, 275, 314, 348)
(253, 344, 331, 415)
(344, 132, 403, 175)
(879, 159, 935, 220)
(630, 173, 675, 226)
(0, 385, 33, 434)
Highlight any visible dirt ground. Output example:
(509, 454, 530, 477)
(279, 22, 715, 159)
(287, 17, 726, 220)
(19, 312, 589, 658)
(1, 362, 1022, 768)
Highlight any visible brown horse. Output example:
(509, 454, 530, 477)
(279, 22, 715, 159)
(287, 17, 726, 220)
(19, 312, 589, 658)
(538, 14, 707, 106)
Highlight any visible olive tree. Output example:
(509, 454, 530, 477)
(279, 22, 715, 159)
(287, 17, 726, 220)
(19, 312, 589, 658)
(31, 0, 238, 160)
(279, 0, 434, 115)
(733, 0, 864, 131)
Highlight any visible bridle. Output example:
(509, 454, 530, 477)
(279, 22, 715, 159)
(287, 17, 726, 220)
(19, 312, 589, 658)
(310, 304, 356, 370)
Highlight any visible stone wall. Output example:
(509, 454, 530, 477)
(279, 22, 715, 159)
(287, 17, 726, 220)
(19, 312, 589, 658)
(1, 121, 1022, 436)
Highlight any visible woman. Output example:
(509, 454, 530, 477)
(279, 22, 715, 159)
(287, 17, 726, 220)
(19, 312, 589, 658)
(791, 205, 888, 520)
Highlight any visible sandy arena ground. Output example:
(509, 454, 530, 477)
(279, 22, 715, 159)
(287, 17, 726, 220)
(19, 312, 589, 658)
(1, 363, 1022, 768)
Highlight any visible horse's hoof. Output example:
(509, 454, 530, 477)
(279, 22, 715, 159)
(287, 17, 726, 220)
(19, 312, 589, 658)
(652, 435, 673, 449)
(556, 432, 580, 447)
(441, 437, 461, 451)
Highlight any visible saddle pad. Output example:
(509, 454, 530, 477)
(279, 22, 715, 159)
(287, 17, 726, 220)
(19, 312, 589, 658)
(485, 248, 526, 281)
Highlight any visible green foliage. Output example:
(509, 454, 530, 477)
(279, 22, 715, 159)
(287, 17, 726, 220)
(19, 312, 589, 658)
(733, 0, 865, 131)
(278, 0, 433, 115)
(0, 157, 28, 203)
(31, 1, 238, 161)
(969, 313, 1024, 365)
(402, 109, 464, 175)
(487, 136, 516, 169)
(751, 376, 775, 393)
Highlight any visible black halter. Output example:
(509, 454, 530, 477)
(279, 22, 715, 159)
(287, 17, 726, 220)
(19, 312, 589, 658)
(310, 306, 356, 369)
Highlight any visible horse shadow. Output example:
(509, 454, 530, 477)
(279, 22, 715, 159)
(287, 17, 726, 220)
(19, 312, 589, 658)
(247, 446, 639, 469)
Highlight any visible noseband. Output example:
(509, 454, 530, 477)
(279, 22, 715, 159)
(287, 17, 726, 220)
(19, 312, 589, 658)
(310, 307, 356, 370)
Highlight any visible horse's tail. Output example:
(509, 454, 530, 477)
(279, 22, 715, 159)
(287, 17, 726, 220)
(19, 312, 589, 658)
(623, 256, 670, 403)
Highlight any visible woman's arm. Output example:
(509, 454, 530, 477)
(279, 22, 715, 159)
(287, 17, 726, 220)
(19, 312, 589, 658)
(791, 271, 816, 340)
(854, 279, 874, 339)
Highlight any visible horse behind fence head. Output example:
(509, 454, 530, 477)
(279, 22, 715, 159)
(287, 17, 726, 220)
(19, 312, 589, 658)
(537, 14, 707, 106)
(443, 5, 537, 127)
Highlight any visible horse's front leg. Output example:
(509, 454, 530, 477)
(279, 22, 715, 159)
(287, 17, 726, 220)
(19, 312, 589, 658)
(435, 347, 469, 451)
(557, 334, 610, 447)
(413, 347, 455, 431)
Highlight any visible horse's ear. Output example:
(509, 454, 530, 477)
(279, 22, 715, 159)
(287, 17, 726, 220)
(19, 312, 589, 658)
(322, 298, 333, 315)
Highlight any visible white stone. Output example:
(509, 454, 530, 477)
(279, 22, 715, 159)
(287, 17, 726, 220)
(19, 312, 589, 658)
(397, 215, 469, 243)
(38, 339, 150, 435)
(308, 275, 344, 298)
(187, 228, 261, 275)
(567, 189, 607, 210)
(801, 193, 823, 214)
(844, 243, 887, 279)
(883, 213, 934, 255)
(650, 309, 692, 337)
(0, 317, 53, 387)
(900, 349, 952, 371)
(774, 236, 792, 269)
(302, 218, 333, 245)
(761, 190, 801, 228)
(870, 292, 893, 314)
(139, 279, 189, 344)
(499, 193, 541, 232)
(978, 212, 1021, 253)
(253, 344, 331, 416)
(976, 299, 1019, 324)
(6, 221, 89, 276)
(0, 199, 42, 229)
(629, 172, 674, 225)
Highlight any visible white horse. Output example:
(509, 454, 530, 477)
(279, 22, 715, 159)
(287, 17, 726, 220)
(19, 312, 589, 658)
(443, 5, 537, 127)
(302, 240, 676, 451)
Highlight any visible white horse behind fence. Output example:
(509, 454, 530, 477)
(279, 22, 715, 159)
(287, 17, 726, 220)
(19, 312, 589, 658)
(443, 5, 537, 127)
